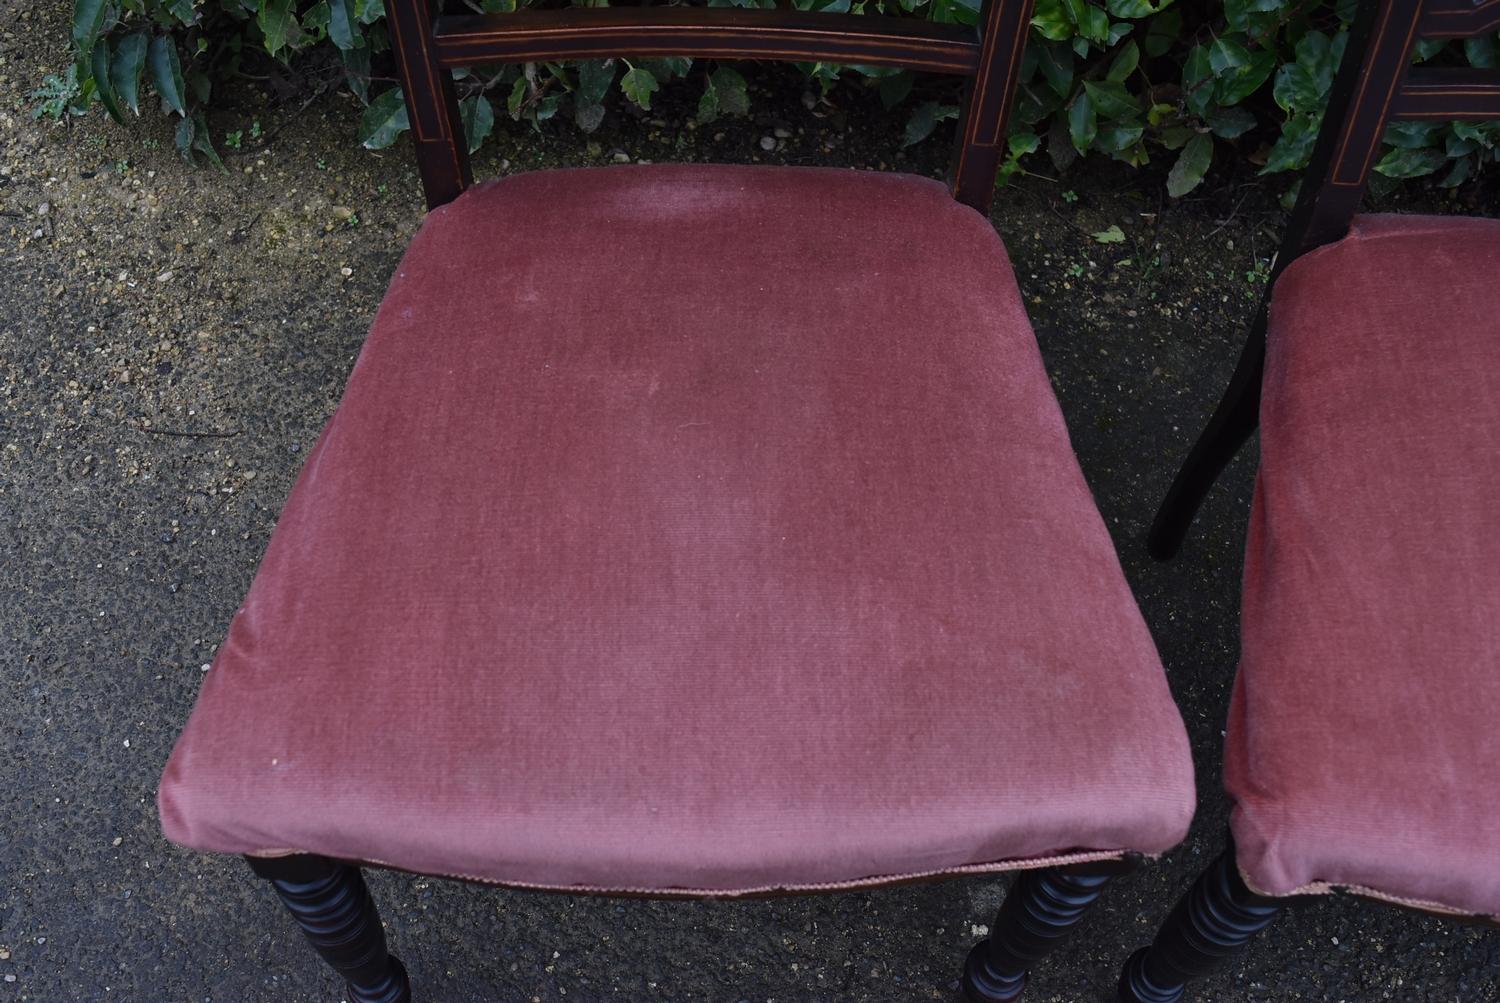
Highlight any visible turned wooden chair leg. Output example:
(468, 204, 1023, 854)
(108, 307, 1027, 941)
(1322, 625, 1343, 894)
(961, 861, 1123, 1003)
(247, 854, 413, 1003)
(1116, 846, 1282, 1003)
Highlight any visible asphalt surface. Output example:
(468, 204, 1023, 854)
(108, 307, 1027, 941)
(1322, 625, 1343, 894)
(2, 24, 1499, 1003)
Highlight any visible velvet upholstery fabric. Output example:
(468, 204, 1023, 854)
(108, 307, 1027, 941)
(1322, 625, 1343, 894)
(1228, 214, 1500, 917)
(160, 165, 1194, 895)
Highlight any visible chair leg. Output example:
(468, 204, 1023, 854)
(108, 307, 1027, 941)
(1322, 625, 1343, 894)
(1146, 304, 1267, 562)
(1116, 847, 1282, 1003)
(247, 853, 413, 1003)
(961, 862, 1120, 1002)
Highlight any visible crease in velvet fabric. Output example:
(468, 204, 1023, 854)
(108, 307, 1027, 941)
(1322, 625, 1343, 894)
(159, 165, 1195, 895)
(1226, 213, 1500, 918)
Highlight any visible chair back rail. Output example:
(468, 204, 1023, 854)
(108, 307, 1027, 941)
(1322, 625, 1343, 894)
(385, 0, 1034, 211)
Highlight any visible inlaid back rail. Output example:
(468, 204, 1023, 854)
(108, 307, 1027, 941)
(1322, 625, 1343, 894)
(384, 0, 1035, 211)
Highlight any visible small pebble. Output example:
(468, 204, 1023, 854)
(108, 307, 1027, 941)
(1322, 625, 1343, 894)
(759, 136, 776, 151)
(611, 151, 631, 164)
(156, 270, 173, 282)
(340, 266, 353, 277)
(774, 127, 791, 139)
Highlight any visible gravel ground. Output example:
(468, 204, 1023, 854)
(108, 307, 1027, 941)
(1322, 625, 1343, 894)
(2, 3, 1498, 1000)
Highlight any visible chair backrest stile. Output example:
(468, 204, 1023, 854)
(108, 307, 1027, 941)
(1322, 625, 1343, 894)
(385, 0, 1036, 212)
(1278, 0, 1500, 265)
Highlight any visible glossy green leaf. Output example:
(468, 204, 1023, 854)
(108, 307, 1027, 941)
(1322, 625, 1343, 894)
(1206, 104, 1255, 138)
(72, 0, 108, 59)
(359, 86, 409, 149)
(1383, 120, 1442, 150)
(328, 0, 360, 51)
(190, 109, 225, 171)
(461, 94, 493, 153)
(1208, 37, 1249, 74)
(147, 36, 187, 116)
(1260, 112, 1318, 173)
(1067, 0, 1109, 42)
(621, 66, 659, 110)
(91, 40, 125, 123)
(1095, 121, 1144, 151)
(1034, 42, 1074, 99)
(902, 100, 958, 146)
(258, 0, 297, 57)
(1182, 44, 1212, 118)
(1068, 90, 1096, 152)
(711, 66, 750, 116)
(1106, 0, 1165, 17)
(1008, 130, 1040, 157)
(1214, 47, 1275, 105)
(341, 41, 370, 105)
(1373, 146, 1445, 178)
(578, 59, 615, 106)
(1031, 0, 1073, 40)
(1465, 35, 1498, 69)
(507, 77, 527, 119)
(1166, 131, 1211, 196)
(1107, 39, 1139, 82)
(1082, 79, 1137, 120)
(110, 33, 147, 116)
(1273, 61, 1319, 113)
(1440, 155, 1473, 188)
(879, 70, 914, 109)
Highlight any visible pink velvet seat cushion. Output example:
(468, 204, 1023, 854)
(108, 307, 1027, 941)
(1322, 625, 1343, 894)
(159, 165, 1194, 895)
(1228, 214, 1500, 917)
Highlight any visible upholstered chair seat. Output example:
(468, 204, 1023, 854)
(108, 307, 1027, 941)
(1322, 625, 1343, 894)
(1227, 214, 1500, 917)
(160, 165, 1195, 895)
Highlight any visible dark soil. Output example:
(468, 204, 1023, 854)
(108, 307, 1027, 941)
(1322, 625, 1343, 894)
(2, 4, 1498, 1001)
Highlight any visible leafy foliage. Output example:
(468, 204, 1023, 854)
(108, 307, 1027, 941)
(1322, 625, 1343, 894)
(49, 0, 1500, 194)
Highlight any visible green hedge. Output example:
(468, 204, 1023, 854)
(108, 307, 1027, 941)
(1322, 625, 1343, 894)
(43, 0, 1500, 194)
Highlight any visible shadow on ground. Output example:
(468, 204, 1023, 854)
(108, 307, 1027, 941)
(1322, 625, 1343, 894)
(2, 6, 1498, 1001)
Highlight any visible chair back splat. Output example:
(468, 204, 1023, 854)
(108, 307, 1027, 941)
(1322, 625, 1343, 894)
(384, 0, 1036, 211)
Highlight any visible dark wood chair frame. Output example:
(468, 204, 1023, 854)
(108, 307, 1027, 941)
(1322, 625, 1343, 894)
(1146, 0, 1500, 562)
(1123, 1, 1500, 999)
(239, 1, 1161, 1001)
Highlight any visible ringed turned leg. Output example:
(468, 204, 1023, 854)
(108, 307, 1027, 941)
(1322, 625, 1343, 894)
(247, 853, 412, 1003)
(962, 860, 1125, 1002)
(1117, 846, 1282, 1003)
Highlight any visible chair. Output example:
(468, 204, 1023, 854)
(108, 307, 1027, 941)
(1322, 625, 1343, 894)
(1120, 1, 1500, 1000)
(156, 2, 1198, 1000)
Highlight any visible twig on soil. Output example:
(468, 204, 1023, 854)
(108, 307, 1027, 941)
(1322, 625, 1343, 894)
(1208, 190, 1256, 237)
(139, 426, 242, 439)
